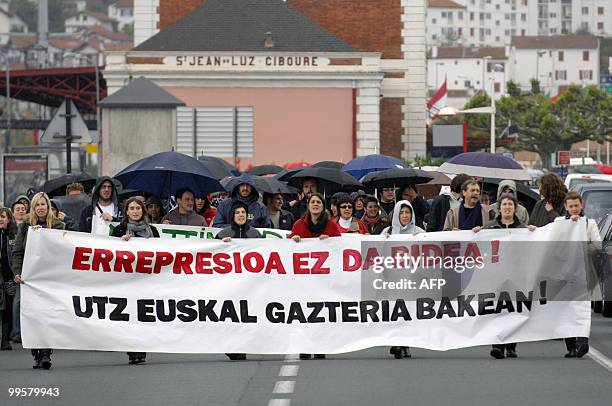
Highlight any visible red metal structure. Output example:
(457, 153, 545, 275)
(0, 67, 106, 113)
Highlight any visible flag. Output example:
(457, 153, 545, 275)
(427, 79, 447, 119)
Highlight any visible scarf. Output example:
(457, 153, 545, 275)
(306, 212, 329, 236)
(458, 200, 483, 230)
(127, 219, 153, 239)
(362, 214, 381, 227)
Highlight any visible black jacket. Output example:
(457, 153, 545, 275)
(111, 223, 160, 239)
(79, 176, 121, 233)
(529, 198, 564, 227)
(271, 209, 294, 230)
(485, 215, 526, 229)
(290, 199, 308, 222)
(0, 228, 16, 310)
(409, 195, 430, 230)
(426, 194, 451, 232)
(12, 218, 65, 276)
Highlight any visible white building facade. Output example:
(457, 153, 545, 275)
(528, 0, 612, 37)
(108, 0, 135, 32)
(65, 11, 118, 33)
(508, 35, 600, 95)
(134, 0, 159, 46)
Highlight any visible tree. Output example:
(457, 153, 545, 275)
(495, 84, 612, 168)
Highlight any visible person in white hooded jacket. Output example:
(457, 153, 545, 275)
(381, 200, 424, 359)
(381, 200, 425, 236)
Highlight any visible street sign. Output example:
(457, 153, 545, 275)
(41, 100, 92, 144)
(600, 83, 612, 94)
(600, 74, 612, 84)
(557, 151, 570, 166)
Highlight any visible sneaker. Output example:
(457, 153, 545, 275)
(1, 340, 12, 350)
(564, 349, 577, 358)
(11, 336, 21, 344)
(390, 347, 402, 359)
(136, 355, 147, 364)
(299, 354, 312, 360)
(576, 344, 589, 358)
(32, 358, 42, 369)
(506, 349, 518, 358)
(401, 347, 411, 358)
(490, 348, 505, 359)
(313, 354, 326, 359)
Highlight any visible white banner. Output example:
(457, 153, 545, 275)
(21, 221, 591, 353)
(110, 223, 292, 240)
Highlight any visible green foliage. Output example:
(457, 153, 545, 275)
(122, 22, 134, 37)
(9, 0, 69, 32)
(405, 156, 448, 168)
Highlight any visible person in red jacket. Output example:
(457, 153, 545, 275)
(333, 194, 368, 234)
(289, 192, 340, 360)
(290, 193, 341, 241)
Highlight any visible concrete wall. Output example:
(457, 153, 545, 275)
(102, 108, 176, 176)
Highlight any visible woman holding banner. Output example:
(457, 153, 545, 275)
(383, 200, 425, 359)
(473, 193, 536, 359)
(217, 200, 262, 360)
(290, 193, 341, 360)
(112, 197, 160, 364)
(0, 207, 18, 350)
(333, 195, 368, 234)
(12, 192, 65, 370)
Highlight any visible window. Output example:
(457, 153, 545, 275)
(458, 28, 463, 36)
(480, 12, 484, 20)
(464, 80, 471, 87)
(521, 29, 526, 36)
(458, 11, 463, 19)
(555, 70, 567, 80)
(470, 12, 474, 21)
(454, 60, 459, 65)
(505, 14, 510, 20)
(496, 20, 500, 26)
(470, 27, 475, 36)
(521, 0, 527, 5)
(487, 13, 491, 19)
(442, 12, 447, 18)
(176, 107, 254, 157)
(448, 12, 453, 19)
(496, 4, 500, 9)
(583, 51, 589, 61)
(558, 51, 564, 61)
(495, 36, 500, 42)
(505, 29, 510, 36)
(598, 7, 604, 15)
(598, 22, 604, 30)
(432, 18, 437, 24)
(521, 13, 527, 22)
(550, 13, 556, 18)
(581, 22, 589, 31)
(494, 82, 501, 92)
(486, 29, 491, 34)
(582, 7, 588, 15)
(579, 70, 593, 80)
(550, 28, 557, 34)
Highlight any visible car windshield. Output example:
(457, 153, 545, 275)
(570, 178, 612, 189)
(584, 191, 612, 224)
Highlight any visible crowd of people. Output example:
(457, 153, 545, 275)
(0, 171, 603, 369)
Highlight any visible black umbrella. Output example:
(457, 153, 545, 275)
(312, 160, 344, 169)
(251, 176, 296, 194)
(360, 168, 434, 193)
(42, 172, 96, 197)
(248, 164, 284, 176)
(197, 156, 236, 180)
(481, 178, 539, 213)
(198, 155, 240, 176)
(286, 167, 363, 195)
(275, 166, 311, 182)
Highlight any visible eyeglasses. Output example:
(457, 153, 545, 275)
(339, 205, 353, 209)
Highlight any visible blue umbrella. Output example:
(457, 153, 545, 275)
(114, 151, 224, 198)
(439, 152, 530, 181)
(341, 154, 409, 180)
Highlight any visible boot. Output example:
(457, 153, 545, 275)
(564, 349, 577, 358)
(576, 343, 589, 358)
(136, 353, 147, 364)
(299, 354, 312, 360)
(506, 348, 518, 358)
(313, 354, 326, 359)
(401, 347, 411, 358)
(390, 346, 402, 359)
(128, 353, 138, 365)
(490, 348, 505, 359)
(1, 340, 11, 350)
(32, 350, 42, 369)
(40, 349, 52, 370)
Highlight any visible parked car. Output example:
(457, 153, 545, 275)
(573, 183, 612, 225)
(564, 174, 612, 191)
(594, 214, 612, 317)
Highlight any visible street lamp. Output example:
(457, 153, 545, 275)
(0, 52, 10, 146)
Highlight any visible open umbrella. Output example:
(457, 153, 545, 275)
(361, 168, 434, 193)
(248, 164, 284, 176)
(198, 155, 240, 176)
(275, 166, 311, 182)
(424, 171, 452, 186)
(42, 172, 96, 197)
(286, 161, 312, 169)
(439, 152, 530, 181)
(197, 157, 236, 180)
(312, 160, 344, 169)
(481, 178, 540, 213)
(342, 154, 409, 180)
(115, 151, 224, 198)
(221, 175, 295, 195)
(286, 167, 363, 195)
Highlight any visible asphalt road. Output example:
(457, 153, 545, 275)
(2, 313, 612, 406)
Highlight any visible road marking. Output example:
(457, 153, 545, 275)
(268, 399, 291, 406)
(587, 346, 612, 373)
(273, 381, 295, 394)
(279, 365, 299, 377)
